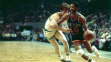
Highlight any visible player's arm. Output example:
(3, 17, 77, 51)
(54, 13, 70, 32)
(79, 15, 87, 31)
(58, 13, 69, 26)
(49, 13, 60, 29)
(55, 26, 71, 33)
(49, 13, 70, 33)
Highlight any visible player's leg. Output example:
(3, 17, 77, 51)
(68, 33, 72, 53)
(55, 31, 71, 61)
(83, 40, 93, 53)
(63, 32, 72, 53)
(83, 40, 99, 57)
(73, 40, 95, 62)
(48, 38, 65, 61)
(48, 38, 60, 55)
(43, 29, 66, 61)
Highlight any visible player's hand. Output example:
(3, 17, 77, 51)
(63, 27, 71, 34)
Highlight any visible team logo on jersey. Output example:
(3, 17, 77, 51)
(68, 23, 81, 27)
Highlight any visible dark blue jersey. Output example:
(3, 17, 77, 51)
(68, 13, 84, 36)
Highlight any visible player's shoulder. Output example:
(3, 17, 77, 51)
(50, 12, 60, 18)
(52, 12, 59, 16)
(63, 13, 70, 17)
(78, 13, 86, 23)
(78, 13, 86, 20)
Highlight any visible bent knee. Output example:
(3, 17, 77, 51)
(76, 49, 84, 56)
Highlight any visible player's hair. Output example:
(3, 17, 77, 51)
(71, 1, 79, 8)
(59, 3, 69, 10)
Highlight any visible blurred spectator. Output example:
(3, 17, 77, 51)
(102, 33, 111, 51)
(30, 31, 34, 41)
(2, 32, 5, 41)
(16, 32, 21, 41)
(37, 31, 43, 41)
(5, 32, 11, 41)
(11, 32, 17, 41)
(96, 29, 104, 38)
(0, 31, 2, 41)
(99, 29, 109, 49)
(91, 38, 99, 49)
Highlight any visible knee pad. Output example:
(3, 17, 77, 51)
(76, 49, 84, 56)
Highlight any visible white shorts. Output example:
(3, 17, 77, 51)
(43, 28, 57, 40)
(44, 18, 58, 40)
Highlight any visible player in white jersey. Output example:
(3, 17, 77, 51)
(43, 3, 72, 62)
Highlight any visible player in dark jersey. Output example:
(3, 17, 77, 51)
(68, 12, 84, 40)
(58, 1, 99, 62)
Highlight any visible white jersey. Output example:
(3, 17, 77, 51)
(43, 18, 57, 40)
(44, 18, 56, 32)
(43, 12, 62, 40)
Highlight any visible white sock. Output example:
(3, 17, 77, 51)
(58, 55, 64, 60)
(92, 46, 96, 52)
(66, 53, 70, 61)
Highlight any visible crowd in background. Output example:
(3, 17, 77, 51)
(0, 23, 43, 41)
(0, 0, 111, 51)
(0, 0, 109, 22)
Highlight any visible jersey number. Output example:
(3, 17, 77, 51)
(70, 27, 79, 33)
(74, 27, 79, 32)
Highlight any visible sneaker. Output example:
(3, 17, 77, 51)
(91, 59, 96, 62)
(61, 59, 72, 62)
(61, 59, 67, 62)
(66, 60, 72, 62)
(92, 46, 99, 57)
(88, 58, 96, 62)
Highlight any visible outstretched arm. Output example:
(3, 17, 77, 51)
(58, 13, 69, 26)
(49, 13, 71, 33)
(55, 13, 70, 33)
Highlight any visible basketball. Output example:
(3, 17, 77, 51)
(83, 30, 95, 41)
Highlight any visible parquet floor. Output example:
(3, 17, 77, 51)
(0, 41, 111, 62)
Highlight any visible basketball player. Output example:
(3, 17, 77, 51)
(58, 1, 99, 62)
(43, 3, 72, 62)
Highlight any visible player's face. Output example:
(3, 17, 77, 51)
(61, 8, 68, 15)
(70, 4, 76, 13)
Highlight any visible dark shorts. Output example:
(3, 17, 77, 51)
(71, 34, 85, 40)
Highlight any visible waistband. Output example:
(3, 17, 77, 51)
(44, 28, 52, 32)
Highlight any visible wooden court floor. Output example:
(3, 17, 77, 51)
(0, 41, 111, 62)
